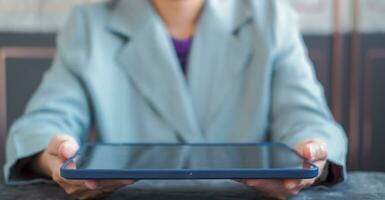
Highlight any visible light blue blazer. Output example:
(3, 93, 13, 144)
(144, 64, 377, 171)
(4, 0, 347, 183)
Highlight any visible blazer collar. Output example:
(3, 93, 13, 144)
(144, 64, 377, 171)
(186, 0, 255, 132)
(108, 0, 254, 141)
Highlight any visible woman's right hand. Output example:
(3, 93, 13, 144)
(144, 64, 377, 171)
(33, 134, 134, 199)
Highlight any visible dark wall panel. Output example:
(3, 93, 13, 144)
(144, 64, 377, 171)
(371, 62, 385, 170)
(6, 59, 51, 130)
(0, 32, 55, 47)
(303, 35, 333, 104)
(0, 33, 56, 167)
(359, 34, 385, 171)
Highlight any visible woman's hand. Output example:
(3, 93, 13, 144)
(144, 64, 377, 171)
(32, 134, 134, 199)
(240, 139, 328, 200)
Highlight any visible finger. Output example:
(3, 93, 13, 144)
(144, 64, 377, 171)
(58, 178, 96, 197)
(49, 157, 90, 189)
(245, 179, 296, 199)
(296, 178, 316, 190)
(283, 179, 301, 190)
(84, 180, 99, 190)
(47, 134, 79, 160)
(294, 160, 327, 190)
(62, 180, 100, 198)
(83, 179, 134, 192)
(245, 179, 284, 192)
(80, 181, 133, 199)
(313, 159, 327, 172)
(281, 179, 303, 196)
(58, 141, 79, 161)
(312, 159, 328, 181)
(66, 179, 122, 199)
(55, 174, 88, 190)
(66, 160, 77, 170)
(287, 176, 317, 189)
(297, 140, 327, 161)
(46, 144, 99, 198)
(95, 180, 135, 188)
(64, 184, 90, 198)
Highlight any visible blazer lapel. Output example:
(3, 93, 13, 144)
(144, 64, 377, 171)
(108, 0, 203, 142)
(187, 0, 254, 132)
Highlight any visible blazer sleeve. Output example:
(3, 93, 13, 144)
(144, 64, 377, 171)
(269, 2, 348, 184)
(4, 7, 92, 184)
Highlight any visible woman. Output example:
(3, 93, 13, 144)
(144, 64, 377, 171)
(4, 0, 347, 199)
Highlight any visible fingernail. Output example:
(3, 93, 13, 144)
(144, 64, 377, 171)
(320, 144, 327, 158)
(60, 142, 76, 159)
(308, 144, 316, 160)
(85, 181, 98, 190)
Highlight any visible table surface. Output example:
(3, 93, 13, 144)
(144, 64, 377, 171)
(1, 172, 385, 200)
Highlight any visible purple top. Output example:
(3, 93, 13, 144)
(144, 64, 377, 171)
(171, 37, 193, 74)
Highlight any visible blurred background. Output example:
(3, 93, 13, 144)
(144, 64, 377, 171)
(0, 0, 384, 172)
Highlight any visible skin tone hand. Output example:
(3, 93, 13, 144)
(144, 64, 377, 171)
(239, 139, 328, 200)
(31, 134, 134, 199)
(31, 134, 326, 199)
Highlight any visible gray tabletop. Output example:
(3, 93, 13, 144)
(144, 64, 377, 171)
(1, 172, 385, 200)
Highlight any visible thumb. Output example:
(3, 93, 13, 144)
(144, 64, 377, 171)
(58, 141, 79, 160)
(47, 134, 79, 161)
(299, 140, 328, 161)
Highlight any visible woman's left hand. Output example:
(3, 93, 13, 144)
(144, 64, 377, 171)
(239, 139, 328, 200)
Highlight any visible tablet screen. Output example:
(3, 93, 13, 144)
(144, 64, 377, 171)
(70, 144, 308, 170)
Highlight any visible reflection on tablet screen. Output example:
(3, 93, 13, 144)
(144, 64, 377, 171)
(72, 144, 305, 170)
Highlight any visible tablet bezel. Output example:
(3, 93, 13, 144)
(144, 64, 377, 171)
(60, 142, 319, 180)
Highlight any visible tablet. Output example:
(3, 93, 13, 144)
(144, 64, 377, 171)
(60, 143, 318, 180)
